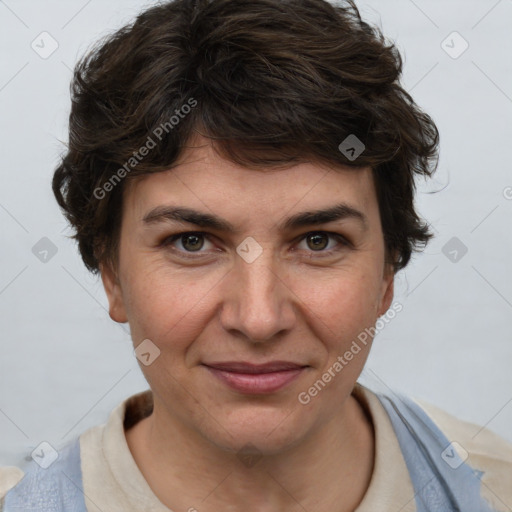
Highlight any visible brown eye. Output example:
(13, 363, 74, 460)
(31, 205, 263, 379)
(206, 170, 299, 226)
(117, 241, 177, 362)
(306, 232, 329, 251)
(295, 231, 350, 257)
(180, 233, 204, 251)
(161, 232, 214, 255)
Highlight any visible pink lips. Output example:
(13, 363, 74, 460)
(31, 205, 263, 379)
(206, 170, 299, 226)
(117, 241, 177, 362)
(203, 361, 307, 394)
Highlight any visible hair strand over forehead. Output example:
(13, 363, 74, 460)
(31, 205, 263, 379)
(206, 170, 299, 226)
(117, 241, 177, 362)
(52, 0, 439, 274)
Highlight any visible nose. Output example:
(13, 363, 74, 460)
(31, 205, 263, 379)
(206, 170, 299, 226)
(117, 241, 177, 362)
(218, 248, 296, 343)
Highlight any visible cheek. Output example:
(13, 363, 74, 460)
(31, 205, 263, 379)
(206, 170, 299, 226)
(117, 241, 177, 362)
(292, 269, 381, 351)
(121, 262, 219, 347)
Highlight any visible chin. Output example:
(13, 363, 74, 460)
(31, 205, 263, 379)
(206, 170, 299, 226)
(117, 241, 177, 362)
(201, 406, 311, 457)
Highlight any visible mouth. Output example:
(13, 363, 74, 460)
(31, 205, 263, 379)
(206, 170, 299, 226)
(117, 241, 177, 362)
(202, 361, 309, 394)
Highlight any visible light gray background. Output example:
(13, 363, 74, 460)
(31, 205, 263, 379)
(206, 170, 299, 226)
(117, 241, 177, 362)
(1, 0, 511, 470)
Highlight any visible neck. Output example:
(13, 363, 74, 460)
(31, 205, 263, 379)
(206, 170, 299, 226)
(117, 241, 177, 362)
(125, 391, 374, 512)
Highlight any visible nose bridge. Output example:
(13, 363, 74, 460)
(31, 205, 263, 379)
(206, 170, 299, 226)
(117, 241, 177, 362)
(221, 246, 294, 342)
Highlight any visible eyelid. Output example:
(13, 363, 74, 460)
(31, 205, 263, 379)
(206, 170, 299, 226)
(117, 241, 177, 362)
(160, 230, 352, 258)
(160, 231, 217, 253)
(293, 230, 351, 247)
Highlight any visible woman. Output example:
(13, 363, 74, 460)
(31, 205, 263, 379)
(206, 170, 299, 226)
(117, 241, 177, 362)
(2, 0, 511, 510)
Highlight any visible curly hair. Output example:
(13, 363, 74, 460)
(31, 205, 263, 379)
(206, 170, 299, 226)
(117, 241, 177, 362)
(52, 0, 439, 275)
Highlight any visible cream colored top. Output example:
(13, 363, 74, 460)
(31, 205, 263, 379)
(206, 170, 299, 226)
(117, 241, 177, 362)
(2, 385, 512, 511)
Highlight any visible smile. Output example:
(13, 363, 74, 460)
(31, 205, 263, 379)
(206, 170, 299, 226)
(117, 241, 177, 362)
(203, 361, 308, 394)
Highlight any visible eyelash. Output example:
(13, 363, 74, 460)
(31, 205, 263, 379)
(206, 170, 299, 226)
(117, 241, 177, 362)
(160, 231, 351, 259)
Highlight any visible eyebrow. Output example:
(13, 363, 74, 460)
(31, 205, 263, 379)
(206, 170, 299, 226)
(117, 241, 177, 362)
(142, 202, 369, 232)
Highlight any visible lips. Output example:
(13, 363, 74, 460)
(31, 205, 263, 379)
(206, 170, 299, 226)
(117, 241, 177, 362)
(205, 361, 305, 373)
(203, 361, 308, 394)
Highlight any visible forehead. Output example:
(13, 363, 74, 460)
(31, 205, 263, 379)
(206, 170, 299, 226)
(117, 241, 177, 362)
(123, 137, 378, 228)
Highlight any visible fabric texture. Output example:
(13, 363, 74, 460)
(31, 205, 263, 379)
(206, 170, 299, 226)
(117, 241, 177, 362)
(376, 392, 497, 511)
(2, 385, 511, 511)
(2, 437, 87, 512)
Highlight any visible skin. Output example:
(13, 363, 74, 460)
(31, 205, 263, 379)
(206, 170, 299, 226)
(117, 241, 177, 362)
(101, 134, 395, 512)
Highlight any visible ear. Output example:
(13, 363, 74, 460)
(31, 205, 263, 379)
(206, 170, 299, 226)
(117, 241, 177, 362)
(99, 262, 128, 323)
(377, 261, 395, 317)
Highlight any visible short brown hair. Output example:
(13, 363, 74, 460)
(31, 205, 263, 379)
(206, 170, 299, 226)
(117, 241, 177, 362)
(52, 0, 439, 274)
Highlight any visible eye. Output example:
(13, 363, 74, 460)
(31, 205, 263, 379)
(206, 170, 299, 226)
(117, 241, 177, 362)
(295, 231, 350, 255)
(160, 230, 351, 260)
(161, 232, 216, 256)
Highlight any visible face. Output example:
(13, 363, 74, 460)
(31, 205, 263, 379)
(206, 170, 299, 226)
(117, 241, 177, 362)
(101, 135, 394, 455)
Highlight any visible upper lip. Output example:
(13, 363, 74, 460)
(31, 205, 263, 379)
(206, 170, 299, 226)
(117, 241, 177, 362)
(203, 361, 307, 374)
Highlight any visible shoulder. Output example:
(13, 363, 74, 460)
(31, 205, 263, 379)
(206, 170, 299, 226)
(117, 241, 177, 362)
(0, 438, 87, 511)
(357, 384, 512, 511)
(0, 466, 24, 504)
(0, 391, 152, 512)
(416, 397, 512, 511)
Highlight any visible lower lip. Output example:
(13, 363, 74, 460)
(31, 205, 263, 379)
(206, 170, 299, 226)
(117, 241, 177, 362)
(205, 366, 305, 394)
